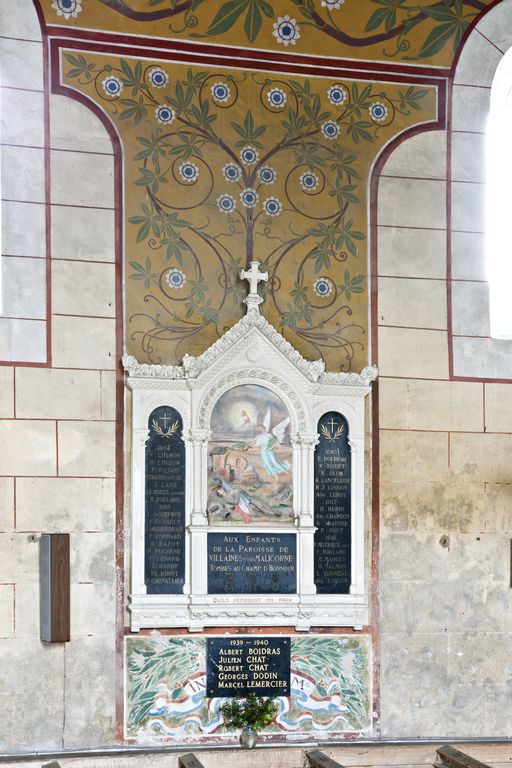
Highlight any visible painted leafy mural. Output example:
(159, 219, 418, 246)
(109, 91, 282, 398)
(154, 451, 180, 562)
(49, 0, 493, 66)
(125, 635, 371, 738)
(63, 52, 436, 370)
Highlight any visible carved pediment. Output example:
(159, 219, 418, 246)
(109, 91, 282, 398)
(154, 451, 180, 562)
(123, 261, 377, 387)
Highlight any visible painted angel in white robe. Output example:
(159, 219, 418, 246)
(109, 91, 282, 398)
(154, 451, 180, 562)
(253, 407, 290, 477)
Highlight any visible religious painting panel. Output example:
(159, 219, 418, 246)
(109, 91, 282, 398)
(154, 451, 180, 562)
(207, 384, 293, 525)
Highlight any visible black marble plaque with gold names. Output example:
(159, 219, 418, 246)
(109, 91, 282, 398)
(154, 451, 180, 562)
(207, 532, 296, 594)
(145, 405, 185, 594)
(206, 636, 290, 697)
(314, 411, 352, 594)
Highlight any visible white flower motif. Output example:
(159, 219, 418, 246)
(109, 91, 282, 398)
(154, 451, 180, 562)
(217, 194, 236, 214)
(267, 87, 287, 109)
(263, 197, 282, 217)
(259, 166, 277, 185)
(313, 277, 334, 297)
(327, 84, 348, 106)
(272, 15, 301, 47)
(155, 105, 175, 124)
(101, 76, 123, 98)
(167, 268, 186, 290)
(178, 162, 199, 183)
(222, 164, 242, 182)
(321, 0, 345, 8)
(240, 189, 259, 208)
(148, 67, 169, 89)
(321, 120, 340, 140)
(131, 652, 145, 670)
(240, 146, 259, 165)
(300, 171, 319, 192)
(211, 82, 231, 103)
(51, 0, 82, 19)
(369, 101, 389, 122)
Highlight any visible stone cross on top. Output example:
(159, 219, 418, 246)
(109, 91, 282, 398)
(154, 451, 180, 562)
(240, 260, 268, 313)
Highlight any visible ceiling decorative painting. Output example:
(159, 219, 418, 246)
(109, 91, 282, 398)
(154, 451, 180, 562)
(46, 0, 495, 67)
(60, 51, 437, 369)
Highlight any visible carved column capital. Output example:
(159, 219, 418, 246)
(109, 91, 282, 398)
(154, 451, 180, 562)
(185, 428, 211, 446)
(292, 432, 319, 448)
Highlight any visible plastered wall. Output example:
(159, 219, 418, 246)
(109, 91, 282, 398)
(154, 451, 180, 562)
(0, 0, 117, 751)
(378, 1, 512, 736)
(1, 0, 512, 756)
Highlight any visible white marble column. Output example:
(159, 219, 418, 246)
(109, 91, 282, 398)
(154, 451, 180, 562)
(186, 428, 210, 599)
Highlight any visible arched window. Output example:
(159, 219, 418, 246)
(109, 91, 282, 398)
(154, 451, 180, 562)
(487, 46, 512, 339)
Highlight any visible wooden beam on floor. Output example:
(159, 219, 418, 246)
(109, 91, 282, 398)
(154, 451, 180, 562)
(436, 745, 492, 768)
(307, 750, 346, 768)
(179, 752, 207, 768)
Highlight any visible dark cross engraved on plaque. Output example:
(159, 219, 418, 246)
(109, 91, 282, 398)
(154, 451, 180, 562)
(314, 411, 351, 593)
(206, 637, 290, 698)
(145, 405, 185, 594)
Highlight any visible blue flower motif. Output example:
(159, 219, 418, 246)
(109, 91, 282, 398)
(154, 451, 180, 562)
(321, 120, 340, 140)
(259, 166, 277, 185)
(327, 84, 348, 106)
(272, 15, 301, 47)
(240, 146, 259, 165)
(211, 82, 231, 103)
(369, 101, 388, 122)
(155, 105, 175, 124)
(267, 87, 287, 109)
(321, 0, 345, 8)
(299, 171, 319, 192)
(101, 76, 123, 98)
(313, 277, 333, 297)
(178, 162, 199, 183)
(148, 67, 169, 89)
(51, 0, 82, 19)
(217, 194, 236, 214)
(240, 189, 259, 208)
(167, 268, 186, 290)
(263, 197, 282, 217)
(223, 163, 242, 182)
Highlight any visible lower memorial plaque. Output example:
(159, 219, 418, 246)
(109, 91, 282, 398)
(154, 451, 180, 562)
(207, 636, 290, 697)
(207, 532, 296, 594)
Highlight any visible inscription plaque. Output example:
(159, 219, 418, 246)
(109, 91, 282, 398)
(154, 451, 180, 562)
(207, 636, 290, 697)
(314, 411, 351, 593)
(145, 406, 185, 594)
(207, 533, 296, 594)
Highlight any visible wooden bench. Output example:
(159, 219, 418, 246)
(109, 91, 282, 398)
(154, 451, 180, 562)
(179, 753, 208, 768)
(306, 745, 493, 768)
(435, 745, 493, 768)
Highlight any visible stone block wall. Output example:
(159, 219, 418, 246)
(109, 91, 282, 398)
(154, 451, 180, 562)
(378, 1, 512, 735)
(1, 0, 512, 756)
(0, 0, 117, 752)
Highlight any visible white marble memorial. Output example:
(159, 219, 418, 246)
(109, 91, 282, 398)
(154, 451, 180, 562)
(123, 262, 377, 631)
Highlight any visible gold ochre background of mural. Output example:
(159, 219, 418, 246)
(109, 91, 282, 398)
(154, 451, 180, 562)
(62, 52, 436, 370)
(47, 0, 494, 67)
